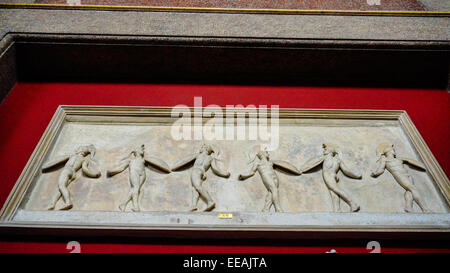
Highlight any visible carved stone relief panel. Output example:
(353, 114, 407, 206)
(1, 106, 448, 237)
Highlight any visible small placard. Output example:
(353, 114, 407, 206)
(218, 213, 233, 219)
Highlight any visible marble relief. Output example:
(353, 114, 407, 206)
(29, 123, 447, 214)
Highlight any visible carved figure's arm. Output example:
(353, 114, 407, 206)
(272, 160, 302, 175)
(171, 154, 198, 171)
(300, 156, 324, 173)
(107, 160, 129, 177)
(400, 158, 427, 172)
(339, 158, 362, 179)
(82, 159, 101, 178)
(371, 157, 386, 177)
(239, 162, 258, 180)
(41, 155, 70, 172)
(145, 156, 171, 173)
(211, 158, 230, 178)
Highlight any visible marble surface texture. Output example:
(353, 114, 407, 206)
(23, 120, 449, 214)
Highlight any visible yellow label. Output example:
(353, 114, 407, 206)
(218, 213, 233, 219)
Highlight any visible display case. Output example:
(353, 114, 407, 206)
(0, 1, 448, 252)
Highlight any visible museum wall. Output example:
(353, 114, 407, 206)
(0, 82, 448, 252)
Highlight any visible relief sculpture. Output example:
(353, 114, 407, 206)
(371, 143, 431, 213)
(301, 143, 362, 212)
(6, 107, 448, 236)
(42, 144, 101, 210)
(238, 149, 301, 212)
(171, 144, 230, 212)
(107, 144, 171, 212)
(39, 141, 437, 214)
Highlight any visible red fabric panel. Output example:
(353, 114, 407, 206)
(0, 83, 448, 253)
(0, 240, 449, 253)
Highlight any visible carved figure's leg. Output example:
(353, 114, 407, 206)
(261, 172, 283, 212)
(404, 191, 414, 213)
(129, 171, 141, 212)
(191, 169, 215, 212)
(397, 175, 431, 213)
(190, 185, 199, 211)
(407, 187, 431, 213)
(119, 189, 132, 212)
(265, 176, 283, 212)
(411, 187, 431, 213)
(271, 187, 283, 212)
(131, 174, 145, 212)
(329, 191, 341, 212)
(58, 169, 73, 210)
(47, 190, 61, 210)
(323, 174, 359, 212)
(262, 191, 272, 212)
